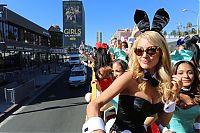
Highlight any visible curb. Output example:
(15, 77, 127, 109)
(0, 104, 19, 122)
(0, 69, 66, 123)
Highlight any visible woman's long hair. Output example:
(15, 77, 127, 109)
(112, 59, 128, 72)
(173, 60, 200, 95)
(128, 31, 173, 101)
(94, 48, 111, 80)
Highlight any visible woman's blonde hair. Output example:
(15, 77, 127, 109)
(128, 31, 173, 101)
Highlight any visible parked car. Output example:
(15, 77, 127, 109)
(71, 64, 87, 74)
(68, 54, 81, 66)
(68, 67, 87, 87)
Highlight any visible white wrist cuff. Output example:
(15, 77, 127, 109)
(84, 93, 92, 103)
(121, 130, 131, 133)
(143, 124, 148, 131)
(163, 101, 176, 113)
(82, 117, 105, 133)
(162, 127, 170, 133)
(84, 62, 88, 66)
(158, 124, 170, 133)
(194, 122, 200, 129)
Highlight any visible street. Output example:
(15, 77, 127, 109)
(0, 68, 92, 132)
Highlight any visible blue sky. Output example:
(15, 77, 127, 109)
(1, 0, 199, 47)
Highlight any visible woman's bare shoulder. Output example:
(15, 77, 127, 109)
(122, 71, 136, 79)
(118, 71, 137, 83)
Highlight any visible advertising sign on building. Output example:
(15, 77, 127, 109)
(63, 1, 85, 48)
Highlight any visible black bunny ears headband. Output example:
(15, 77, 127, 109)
(134, 8, 170, 35)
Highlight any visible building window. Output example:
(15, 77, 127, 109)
(35, 34, 39, 45)
(8, 24, 14, 40)
(0, 21, 2, 41)
(4, 23, 8, 40)
(24, 30, 28, 43)
(13, 26, 18, 41)
(18, 28, 24, 42)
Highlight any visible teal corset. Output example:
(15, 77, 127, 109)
(169, 105, 200, 133)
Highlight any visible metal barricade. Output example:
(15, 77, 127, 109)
(91, 67, 97, 101)
(4, 88, 15, 103)
(4, 79, 35, 104)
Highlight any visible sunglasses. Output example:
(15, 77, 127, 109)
(134, 46, 161, 56)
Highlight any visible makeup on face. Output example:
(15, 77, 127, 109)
(176, 63, 194, 88)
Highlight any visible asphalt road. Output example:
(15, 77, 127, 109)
(0, 68, 92, 133)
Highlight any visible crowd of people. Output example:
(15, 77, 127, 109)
(82, 8, 200, 133)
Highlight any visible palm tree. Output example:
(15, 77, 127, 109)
(186, 22, 193, 32)
(170, 30, 177, 37)
(163, 31, 167, 36)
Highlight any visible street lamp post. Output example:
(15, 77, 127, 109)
(182, 9, 199, 35)
(198, 14, 199, 35)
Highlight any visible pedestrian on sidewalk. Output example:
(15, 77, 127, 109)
(41, 65, 45, 75)
(48, 63, 51, 74)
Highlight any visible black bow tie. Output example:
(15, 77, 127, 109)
(144, 71, 159, 87)
(180, 89, 195, 98)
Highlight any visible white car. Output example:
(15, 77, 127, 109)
(71, 64, 87, 74)
(68, 69, 87, 87)
(68, 54, 81, 66)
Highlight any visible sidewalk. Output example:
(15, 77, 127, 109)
(0, 64, 68, 122)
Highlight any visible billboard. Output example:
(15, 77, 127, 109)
(63, 1, 85, 48)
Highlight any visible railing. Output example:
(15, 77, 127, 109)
(4, 79, 35, 104)
(91, 67, 97, 101)
(87, 66, 117, 126)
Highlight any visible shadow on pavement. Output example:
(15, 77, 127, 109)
(26, 68, 91, 106)
(11, 101, 88, 116)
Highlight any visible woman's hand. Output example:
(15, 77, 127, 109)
(194, 95, 200, 104)
(171, 75, 182, 94)
(91, 79, 98, 85)
(91, 79, 99, 87)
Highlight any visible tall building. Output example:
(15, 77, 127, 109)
(48, 25, 63, 48)
(96, 32, 102, 43)
(63, 0, 85, 48)
(112, 28, 132, 41)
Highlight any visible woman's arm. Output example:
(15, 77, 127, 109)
(144, 114, 158, 132)
(156, 75, 182, 133)
(157, 112, 173, 127)
(144, 114, 158, 127)
(83, 72, 135, 133)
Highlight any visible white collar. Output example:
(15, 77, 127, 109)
(181, 86, 191, 91)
